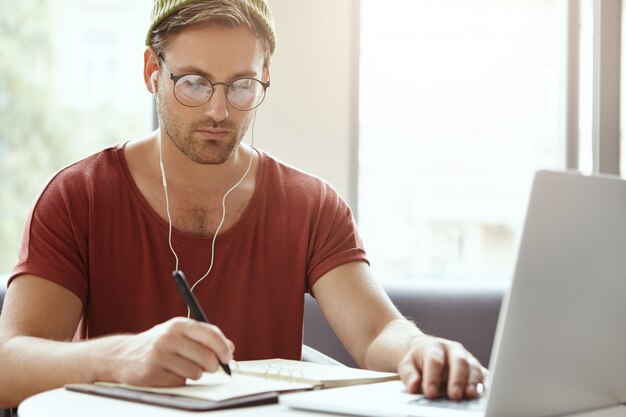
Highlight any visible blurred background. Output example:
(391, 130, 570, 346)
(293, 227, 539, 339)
(1, 0, 622, 285)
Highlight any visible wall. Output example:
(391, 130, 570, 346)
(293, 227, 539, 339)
(254, 0, 358, 207)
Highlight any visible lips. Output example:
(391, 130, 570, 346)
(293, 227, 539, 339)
(195, 129, 229, 140)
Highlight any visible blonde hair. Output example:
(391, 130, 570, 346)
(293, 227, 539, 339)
(149, 1, 273, 66)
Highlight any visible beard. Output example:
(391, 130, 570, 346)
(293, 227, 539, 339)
(157, 93, 252, 165)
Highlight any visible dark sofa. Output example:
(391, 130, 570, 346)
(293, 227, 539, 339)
(0, 280, 505, 416)
(304, 281, 506, 368)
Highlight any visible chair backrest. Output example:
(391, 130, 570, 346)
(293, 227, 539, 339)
(0, 285, 17, 416)
(0, 285, 6, 315)
(303, 283, 505, 368)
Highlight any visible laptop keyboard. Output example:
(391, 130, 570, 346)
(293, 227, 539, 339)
(407, 396, 486, 412)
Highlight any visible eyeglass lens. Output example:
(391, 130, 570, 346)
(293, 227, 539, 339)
(174, 75, 265, 110)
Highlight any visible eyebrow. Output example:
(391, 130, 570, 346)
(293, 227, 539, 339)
(173, 63, 259, 80)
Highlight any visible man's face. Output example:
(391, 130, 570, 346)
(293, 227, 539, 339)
(156, 23, 267, 165)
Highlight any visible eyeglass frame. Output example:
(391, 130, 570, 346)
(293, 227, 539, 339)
(157, 55, 270, 111)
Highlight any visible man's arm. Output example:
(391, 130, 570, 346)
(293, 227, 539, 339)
(312, 261, 487, 401)
(0, 275, 233, 408)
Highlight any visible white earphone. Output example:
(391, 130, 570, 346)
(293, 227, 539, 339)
(151, 63, 257, 314)
(150, 71, 158, 97)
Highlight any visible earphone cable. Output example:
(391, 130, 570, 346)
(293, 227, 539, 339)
(158, 113, 257, 317)
(191, 112, 256, 293)
(158, 136, 180, 272)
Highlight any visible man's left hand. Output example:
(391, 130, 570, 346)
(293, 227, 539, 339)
(398, 336, 488, 401)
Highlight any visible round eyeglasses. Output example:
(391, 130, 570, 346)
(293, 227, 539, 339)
(159, 58, 270, 111)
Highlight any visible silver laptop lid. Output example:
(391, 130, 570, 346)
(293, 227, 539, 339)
(281, 170, 625, 417)
(485, 170, 626, 417)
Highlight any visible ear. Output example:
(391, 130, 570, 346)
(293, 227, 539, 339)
(143, 47, 160, 94)
(262, 65, 271, 84)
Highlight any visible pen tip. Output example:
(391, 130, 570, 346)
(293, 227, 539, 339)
(222, 363, 232, 376)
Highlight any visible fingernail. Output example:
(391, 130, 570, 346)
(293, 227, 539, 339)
(466, 384, 477, 398)
(407, 373, 418, 385)
(452, 385, 463, 399)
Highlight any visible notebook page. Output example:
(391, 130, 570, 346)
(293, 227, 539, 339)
(97, 372, 313, 402)
(234, 358, 399, 388)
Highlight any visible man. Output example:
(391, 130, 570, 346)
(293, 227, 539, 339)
(0, 0, 486, 408)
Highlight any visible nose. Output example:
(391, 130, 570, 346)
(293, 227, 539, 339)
(203, 84, 230, 122)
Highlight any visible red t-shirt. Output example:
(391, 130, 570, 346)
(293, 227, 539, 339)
(10, 144, 368, 360)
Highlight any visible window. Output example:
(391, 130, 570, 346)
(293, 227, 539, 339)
(359, 0, 571, 281)
(0, 0, 153, 277)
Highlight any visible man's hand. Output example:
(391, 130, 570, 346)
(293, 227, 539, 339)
(398, 336, 487, 401)
(107, 317, 234, 387)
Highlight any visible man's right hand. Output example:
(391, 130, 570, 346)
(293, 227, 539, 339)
(107, 317, 235, 387)
(0, 277, 236, 407)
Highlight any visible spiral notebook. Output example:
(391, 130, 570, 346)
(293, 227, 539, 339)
(65, 359, 398, 410)
(233, 358, 399, 388)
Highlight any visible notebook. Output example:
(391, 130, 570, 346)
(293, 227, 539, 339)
(65, 358, 397, 410)
(281, 170, 626, 417)
(234, 358, 398, 388)
(64, 379, 280, 411)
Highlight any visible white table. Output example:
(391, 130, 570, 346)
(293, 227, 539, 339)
(18, 388, 325, 417)
(18, 386, 625, 417)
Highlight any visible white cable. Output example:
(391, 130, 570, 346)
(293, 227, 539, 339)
(190, 113, 256, 293)
(158, 134, 180, 272)
(158, 112, 257, 317)
(153, 73, 180, 272)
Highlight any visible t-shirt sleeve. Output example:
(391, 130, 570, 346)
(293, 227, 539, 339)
(9, 170, 89, 304)
(306, 183, 369, 291)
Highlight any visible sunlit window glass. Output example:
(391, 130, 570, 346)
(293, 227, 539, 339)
(0, 0, 153, 276)
(359, 0, 565, 281)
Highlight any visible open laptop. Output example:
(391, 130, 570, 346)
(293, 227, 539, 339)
(282, 170, 626, 417)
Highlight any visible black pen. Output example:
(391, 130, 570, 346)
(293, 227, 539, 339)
(172, 270, 232, 376)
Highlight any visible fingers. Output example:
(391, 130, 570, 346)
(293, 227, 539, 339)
(117, 317, 235, 386)
(465, 363, 488, 399)
(400, 336, 487, 401)
(420, 342, 447, 399)
(445, 343, 470, 401)
(154, 331, 222, 377)
(166, 318, 234, 366)
(150, 347, 206, 380)
(398, 355, 421, 394)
